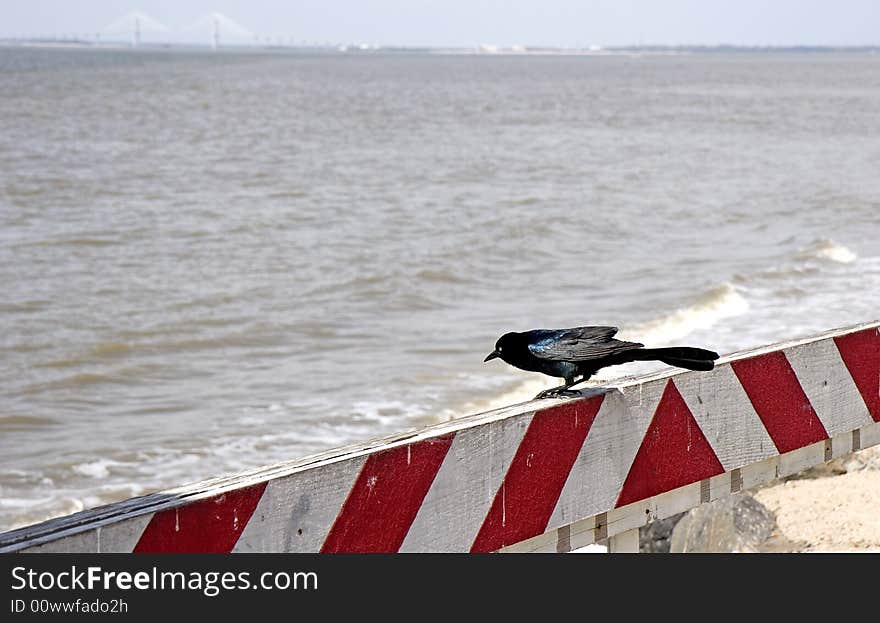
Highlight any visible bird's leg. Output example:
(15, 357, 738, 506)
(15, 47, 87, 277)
(564, 374, 591, 390)
(534, 376, 586, 400)
(534, 384, 573, 400)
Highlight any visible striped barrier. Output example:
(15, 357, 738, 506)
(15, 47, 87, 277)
(1, 321, 878, 553)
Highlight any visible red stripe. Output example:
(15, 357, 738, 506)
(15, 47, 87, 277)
(834, 328, 880, 422)
(321, 435, 453, 553)
(470, 396, 603, 553)
(133, 482, 267, 553)
(731, 351, 828, 453)
(616, 380, 724, 507)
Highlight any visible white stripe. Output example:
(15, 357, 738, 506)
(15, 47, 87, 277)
(18, 514, 155, 553)
(233, 456, 367, 553)
(101, 514, 154, 552)
(399, 411, 534, 552)
(785, 340, 873, 436)
(546, 380, 667, 530)
(675, 365, 778, 471)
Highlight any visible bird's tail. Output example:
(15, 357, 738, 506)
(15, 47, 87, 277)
(629, 347, 720, 372)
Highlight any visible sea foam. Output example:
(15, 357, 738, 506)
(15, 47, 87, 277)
(795, 239, 858, 264)
(620, 283, 750, 346)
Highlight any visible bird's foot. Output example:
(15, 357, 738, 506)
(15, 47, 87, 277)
(534, 387, 582, 400)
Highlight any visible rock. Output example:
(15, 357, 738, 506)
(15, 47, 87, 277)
(639, 512, 685, 553)
(669, 493, 776, 553)
(841, 445, 880, 473)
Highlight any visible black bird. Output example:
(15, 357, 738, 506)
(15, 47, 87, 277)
(484, 326, 719, 399)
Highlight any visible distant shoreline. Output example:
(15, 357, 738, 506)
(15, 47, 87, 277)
(1, 40, 879, 56)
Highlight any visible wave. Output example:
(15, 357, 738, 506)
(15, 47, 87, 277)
(267, 190, 308, 199)
(349, 400, 428, 424)
(620, 283, 750, 346)
(19, 237, 120, 248)
(0, 414, 58, 431)
(73, 459, 124, 479)
(732, 264, 819, 283)
(24, 372, 111, 393)
(128, 332, 280, 356)
(457, 377, 559, 416)
(731, 239, 860, 288)
(794, 238, 858, 264)
(415, 269, 469, 284)
(23, 364, 167, 394)
(0, 300, 50, 314)
(89, 342, 133, 357)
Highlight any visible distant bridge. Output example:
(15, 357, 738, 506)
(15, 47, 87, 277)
(98, 10, 255, 48)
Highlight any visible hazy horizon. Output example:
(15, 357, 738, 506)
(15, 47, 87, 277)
(2, 1, 878, 48)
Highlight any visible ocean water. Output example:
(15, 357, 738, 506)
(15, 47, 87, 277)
(1, 47, 878, 531)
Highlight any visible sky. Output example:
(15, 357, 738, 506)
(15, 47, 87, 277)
(1, 0, 878, 48)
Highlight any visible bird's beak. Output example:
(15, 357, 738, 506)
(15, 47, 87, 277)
(484, 350, 500, 362)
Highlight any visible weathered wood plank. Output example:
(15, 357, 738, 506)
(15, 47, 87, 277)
(608, 528, 639, 553)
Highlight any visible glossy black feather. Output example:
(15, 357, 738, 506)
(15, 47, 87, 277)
(485, 325, 720, 396)
(526, 326, 644, 361)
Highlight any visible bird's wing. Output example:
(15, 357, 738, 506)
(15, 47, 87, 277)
(527, 326, 643, 361)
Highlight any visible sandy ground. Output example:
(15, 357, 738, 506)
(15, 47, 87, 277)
(752, 446, 880, 552)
